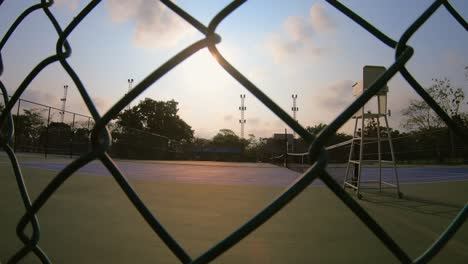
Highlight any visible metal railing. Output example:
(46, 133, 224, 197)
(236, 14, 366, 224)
(0, 0, 466, 263)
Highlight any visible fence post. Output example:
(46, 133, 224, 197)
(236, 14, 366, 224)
(70, 113, 75, 158)
(14, 99, 21, 152)
(44, 107, 51, 159)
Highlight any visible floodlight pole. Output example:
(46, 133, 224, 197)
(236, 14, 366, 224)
(291, 94, 298, 151)
(239, 94, 246, 139)
(127, 78, 134, 111)
(60, 85, 68, 123)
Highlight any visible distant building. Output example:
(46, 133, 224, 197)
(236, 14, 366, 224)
(272, 133, 294, 141)
(265, 133, 308, 156)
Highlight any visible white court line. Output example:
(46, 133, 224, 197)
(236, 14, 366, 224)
(367, 174, 467, 179)
(402, 169, 468, 176)
(400, 179, 468, 185)
(399, 174, 468, 179)
(15, 163, 468, 186)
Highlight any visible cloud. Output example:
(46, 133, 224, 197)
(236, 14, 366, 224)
(442, 50, 464, 66)
(265, 2, 336, 63)
(284, 16, 312, 42)
(19, 89, 110, 116)
(248, 117, 261, 125)
(21, 89, 56, 107)
(315, 79, 355, 110)
(246, 118, 292, 138)
(310, 3, 337, 32)
(106, 0, 192, 49)
(266, 33, 322, 63)
(54, 0, 80, 10)
(265, 34, 294, 62)
(224, 114, 233, 121)
(91, 96, 112, 114)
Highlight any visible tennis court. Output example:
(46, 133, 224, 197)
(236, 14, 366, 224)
(1, 156, 467, 263)
(12, 159, 468, 186)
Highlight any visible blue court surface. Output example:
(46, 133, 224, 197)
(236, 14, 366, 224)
(18, 160, 468, 187)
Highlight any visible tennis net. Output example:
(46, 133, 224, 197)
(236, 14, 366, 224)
(272, 139, 353, 173)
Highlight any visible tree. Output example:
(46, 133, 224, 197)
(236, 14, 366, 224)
(44, 122, 72, 154)
(244, 134, 267, 162)
(212, 129, 246, 146)
(401, 77, 465, 131)
(204, 129, 248, 161)
(306, 123, 327, 136)
(14, 109, 46, 151)
(111, 98, 194, 159)
(73, 127, 91, 154)
(400, 74, 468, 163)
(362, 113, 401, 138)
(305, 122, 351, 146)
(192, 137, 211, 149)
(115, 98, 193, 142)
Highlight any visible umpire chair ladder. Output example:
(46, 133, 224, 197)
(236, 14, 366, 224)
(343, 66, 402, 199)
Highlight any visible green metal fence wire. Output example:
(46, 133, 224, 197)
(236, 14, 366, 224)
(0, 0, 466, 263)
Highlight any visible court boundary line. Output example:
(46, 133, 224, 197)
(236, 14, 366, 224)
(12, 162, 468, 186)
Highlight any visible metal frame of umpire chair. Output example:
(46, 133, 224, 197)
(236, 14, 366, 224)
(343, 66, 402, 199)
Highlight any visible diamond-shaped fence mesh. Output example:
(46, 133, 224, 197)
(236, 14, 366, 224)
(0, 0, 467, 263)
(0, 96, 94, 159)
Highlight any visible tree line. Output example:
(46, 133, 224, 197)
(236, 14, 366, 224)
(1, 69, 466, 163)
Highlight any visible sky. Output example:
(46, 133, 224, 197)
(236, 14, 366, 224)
(0, 0, 467, 139)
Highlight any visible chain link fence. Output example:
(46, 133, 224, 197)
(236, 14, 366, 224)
(0, 0, 467, 263)
(0, 93, 179, 161)
(0, 94, 94, 158)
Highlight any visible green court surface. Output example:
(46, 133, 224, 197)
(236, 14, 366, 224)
(1, 162, 467, 263)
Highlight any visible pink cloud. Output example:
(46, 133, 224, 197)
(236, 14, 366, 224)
(310, 3, 337, 33)
(265, 2, 336, 63)
(106, 0, 193, 49)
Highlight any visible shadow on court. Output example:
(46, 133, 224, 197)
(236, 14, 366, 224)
(360, 190, 463, 219)
(1, 162, 467, 263)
